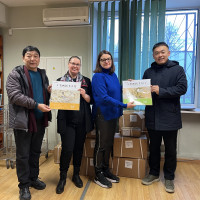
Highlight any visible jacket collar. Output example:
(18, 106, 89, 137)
(151, 59, 179, 69)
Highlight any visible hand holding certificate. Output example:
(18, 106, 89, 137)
(50, 81, 81, 110)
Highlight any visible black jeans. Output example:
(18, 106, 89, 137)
(59, 123, 86, 175)
(94, 110, 117, 175)
(148, 129, 178, 180)
(14, 121, 45, 188)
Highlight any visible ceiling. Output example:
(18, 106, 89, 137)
(0, 0, 200, 9)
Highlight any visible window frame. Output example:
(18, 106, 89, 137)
(105, 8, 200, 108)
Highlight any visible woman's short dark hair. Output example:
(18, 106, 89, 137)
(22, 46, 40, 57)
(68, 56, 81, 64)
(93, 50, 115, 74)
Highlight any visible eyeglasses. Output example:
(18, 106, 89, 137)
(100, 58, 112, 63)
(69, 62, 81, 67)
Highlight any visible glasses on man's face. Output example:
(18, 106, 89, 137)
(69, 62, 81, 67)
(100, 58, 112, 63)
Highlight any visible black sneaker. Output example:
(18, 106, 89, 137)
(19, 187, 31, 200)
(31, 178, 46, 190)
(103, 170, 120, 183)
(94, 172, 112, 188)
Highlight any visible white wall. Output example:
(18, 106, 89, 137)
(178, 114, 200, 159)
(2, 5, 92, 149)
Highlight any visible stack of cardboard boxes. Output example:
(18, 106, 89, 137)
(112, 111, 149, 179)
(54, 111, 149, 179)
(79, 129, 96, 177)
(53, 130, 96, 177)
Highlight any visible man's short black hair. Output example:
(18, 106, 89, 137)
(22, 46, 40, 57)
(152, 42, 169, 52)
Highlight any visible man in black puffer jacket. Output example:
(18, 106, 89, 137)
(141, 42, 187, 193)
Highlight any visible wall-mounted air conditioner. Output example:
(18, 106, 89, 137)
(43, 6, 90, 26)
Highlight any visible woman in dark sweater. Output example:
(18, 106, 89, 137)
(56, 56, 93, 194)
(92, 50, 135, 188)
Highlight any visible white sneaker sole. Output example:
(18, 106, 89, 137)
(165, 186, 175, 193)
(142, 178, 160, 185)
(106, 177, 119, 183)
(94, 179, 112, 188)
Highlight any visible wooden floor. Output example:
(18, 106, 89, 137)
(0, 154, 200, 200)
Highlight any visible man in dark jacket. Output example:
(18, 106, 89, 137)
(6, 46, 51, 200)
(141, 42, 187, 193)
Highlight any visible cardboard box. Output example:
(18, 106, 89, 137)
(80, 157, 95, 177)
(119, 111, 146, 131)
(120, 127, 142, 137)
(80, 156, 113, 178)
(54, 144, 62, 164)
(83, 138, 95, 157)
(112, 157, 148, 179)
(54, 144, 73, 164)
(54, 138, 96, 164)
(86, 129, 96, 139)
(113, 135, 148, 159)
(142, 131, 149, 143)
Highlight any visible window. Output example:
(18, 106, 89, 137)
(105, 9, 198, 106)
(165, 10, 198, 105)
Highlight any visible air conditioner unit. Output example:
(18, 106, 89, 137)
(43, 6, 90, 26)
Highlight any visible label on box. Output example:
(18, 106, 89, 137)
(125, 160, 133, 169)
(130, 115, 137, 122)
(90, 158, 94, 166)
(122, 128, 131, 136)
(90, 140, 95, 148)
(125, 140, 133, 148)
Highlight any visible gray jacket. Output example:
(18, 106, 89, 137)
(6, 65, 51, 131)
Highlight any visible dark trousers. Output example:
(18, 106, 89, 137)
(59, 123, 86, 176)
(148, 129, 178, 180)
(94, 110, 117, 174)
(14, 121, 45, 188)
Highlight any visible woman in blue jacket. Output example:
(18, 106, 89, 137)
(92, 50, 135, 188)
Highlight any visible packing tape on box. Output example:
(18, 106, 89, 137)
(83, 143, 86, 156)
(120, 137, 124, 157)
(57, 144, 61, 163)
(138, 159, 140, 179)
(116, 157, 120, 176)
(139, 139, 144, 159)
(86, 157, 89, 176)
(122, 115, 125, 127)
(137, 111, 145, 119)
